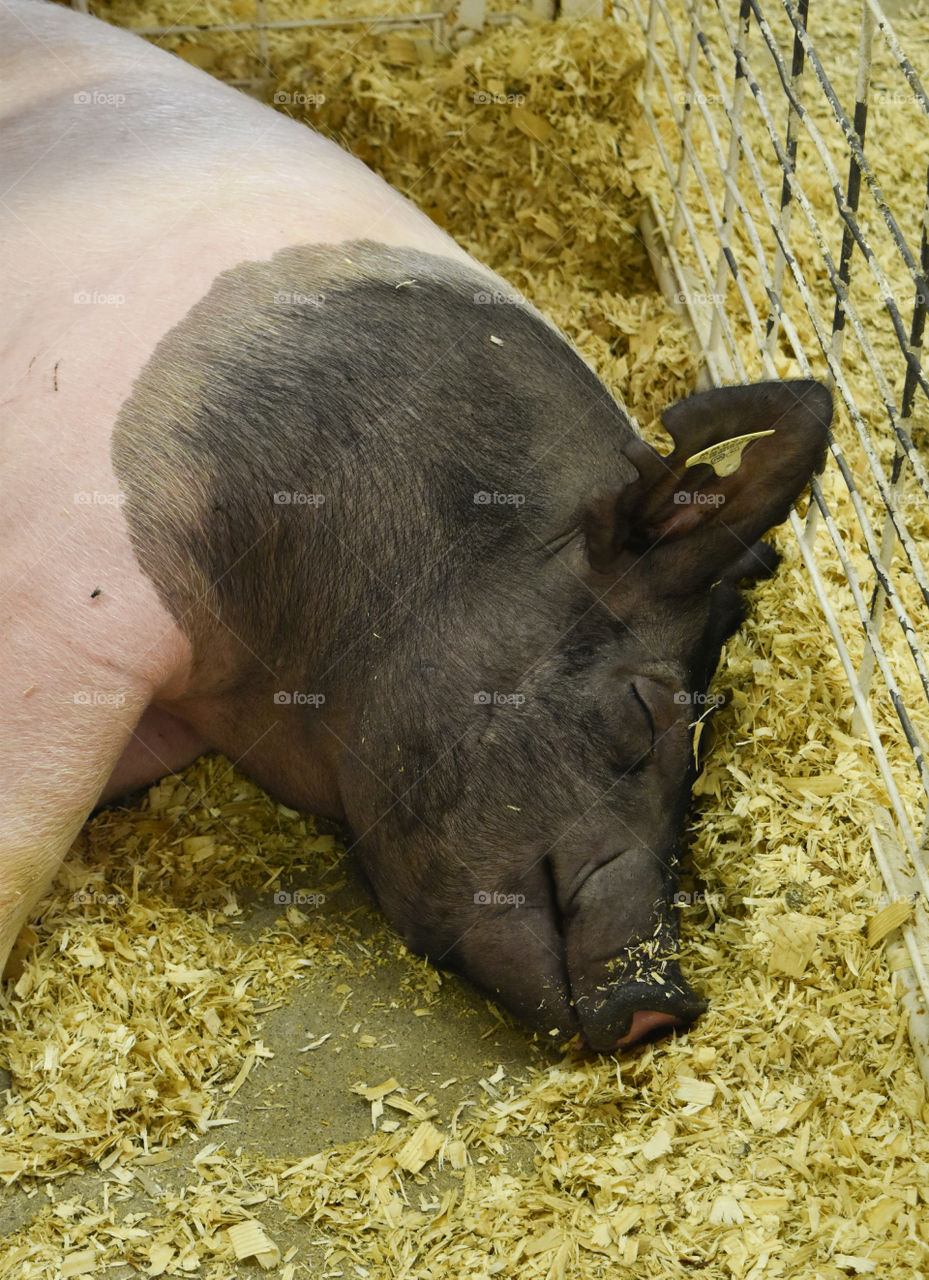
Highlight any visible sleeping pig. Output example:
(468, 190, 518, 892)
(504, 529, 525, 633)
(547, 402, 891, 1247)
(0, 0, 831, 1051)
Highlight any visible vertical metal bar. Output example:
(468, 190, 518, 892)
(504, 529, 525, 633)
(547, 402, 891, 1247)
(670, 0, 705, 244)
(644, 0, 659, 107)
(830, 1, 875, 373)
(905, 167, 929, 836)
(901, 168, 929, 425)
(846, 3, 897, 732)
(764, 0, 822, 552)
(765, 0, 808, 360)
(705, 0, 751, 369)
(255, 0, 270, 82)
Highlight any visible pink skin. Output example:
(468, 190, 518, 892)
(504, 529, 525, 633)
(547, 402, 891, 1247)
(0, 0, 511, 977)
(613, 1010, 684, 1051)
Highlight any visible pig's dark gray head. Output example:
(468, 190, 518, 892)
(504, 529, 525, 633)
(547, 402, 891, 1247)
(340, 374, 832, 1051)
(112, 241, 832, 1052)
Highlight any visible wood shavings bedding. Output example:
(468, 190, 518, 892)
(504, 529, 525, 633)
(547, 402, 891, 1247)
(2, 5, 928, 1278)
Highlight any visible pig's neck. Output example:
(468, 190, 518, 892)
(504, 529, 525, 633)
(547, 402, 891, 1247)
(160, 670, 349, 822)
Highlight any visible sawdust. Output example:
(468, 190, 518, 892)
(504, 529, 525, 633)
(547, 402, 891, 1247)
(2, 5, 929, 1278)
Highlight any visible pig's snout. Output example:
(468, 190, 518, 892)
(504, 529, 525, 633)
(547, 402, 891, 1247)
(577, 970, 708, 1053)
(562, 847, 707, 1052)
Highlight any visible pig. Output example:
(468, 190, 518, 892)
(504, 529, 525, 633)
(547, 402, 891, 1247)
(0, 0, 832, 1052)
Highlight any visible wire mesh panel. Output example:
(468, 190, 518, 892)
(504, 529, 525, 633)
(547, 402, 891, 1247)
(632, 0, 929, 1080)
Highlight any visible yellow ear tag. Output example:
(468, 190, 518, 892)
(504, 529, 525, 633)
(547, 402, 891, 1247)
(692, 718, 704, 769)
(684, 429, 775, 477)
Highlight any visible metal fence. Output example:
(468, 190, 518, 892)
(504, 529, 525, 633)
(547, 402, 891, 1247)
(633, 0, 929, 1081)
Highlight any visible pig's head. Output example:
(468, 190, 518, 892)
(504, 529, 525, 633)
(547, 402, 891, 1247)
(339, 378, 831, 1052)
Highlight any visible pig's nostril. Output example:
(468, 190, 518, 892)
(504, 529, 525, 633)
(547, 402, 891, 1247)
(612, 1008, 683, 1051)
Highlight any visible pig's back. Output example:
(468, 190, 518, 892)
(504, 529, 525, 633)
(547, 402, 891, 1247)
(0, 0, 496, 686)
(0, 0, 478, 355)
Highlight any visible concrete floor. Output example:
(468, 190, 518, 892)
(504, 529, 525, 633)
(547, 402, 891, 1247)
(0, 848, 556, 1271)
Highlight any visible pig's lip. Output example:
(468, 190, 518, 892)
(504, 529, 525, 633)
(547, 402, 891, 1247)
(567, 1010, 684, 1059)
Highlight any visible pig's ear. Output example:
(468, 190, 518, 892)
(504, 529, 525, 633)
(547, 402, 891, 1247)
(584, 380, 832, 584)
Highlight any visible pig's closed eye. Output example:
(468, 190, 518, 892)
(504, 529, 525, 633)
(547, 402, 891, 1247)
(630, 682, 656, 748)
(604, 685, 655, 777)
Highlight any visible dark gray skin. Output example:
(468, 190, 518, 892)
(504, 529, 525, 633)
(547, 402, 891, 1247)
(111, 240, 832, 1052)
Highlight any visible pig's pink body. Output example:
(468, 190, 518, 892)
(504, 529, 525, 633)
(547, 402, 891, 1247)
(0, 0, 488, 971)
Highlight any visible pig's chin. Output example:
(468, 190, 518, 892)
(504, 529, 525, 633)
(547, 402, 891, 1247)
(420, 903, 582, 1038)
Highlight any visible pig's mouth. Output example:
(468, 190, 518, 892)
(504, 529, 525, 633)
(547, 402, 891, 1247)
(613, 1008, 689, 1050)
